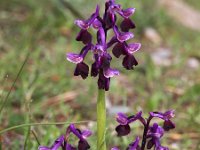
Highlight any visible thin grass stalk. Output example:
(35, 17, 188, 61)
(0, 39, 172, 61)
(24, 95, 32, 149)
(0, 52, 30, 114)
(31, 130, 40, 146)
(0, 75, 8, 101)
(0, 121, 90, 134)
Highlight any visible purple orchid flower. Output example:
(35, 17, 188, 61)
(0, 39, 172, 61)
(68, 124, 92, 150)
(146, 123, 169, 150)
(115, 111, 142, 136)
(112, 110, 175, 150)
(150, 110, 176, 131)
(66, 0, 141, 91)
(38, 124, 92, 150)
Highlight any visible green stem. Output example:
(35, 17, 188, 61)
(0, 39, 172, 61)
(0, 121, 89, 134)
(0, 52, 30, 115)
(24, 96, 31, 149)
(97, 89, 106, 150)
(31, 130, 41, 146)
(24, 127, 30, 150)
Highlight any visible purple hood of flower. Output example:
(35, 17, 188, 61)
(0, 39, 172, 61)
(66, 0, 141, 91)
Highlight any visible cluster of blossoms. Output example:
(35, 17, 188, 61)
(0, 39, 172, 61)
(66, 0, 141, 91)
(38, 124, 92, 150)
(38, 110, 175, 150)
(112, 110, 175, 150)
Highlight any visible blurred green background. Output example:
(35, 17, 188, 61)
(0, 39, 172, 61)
(0, 0, 200, 149)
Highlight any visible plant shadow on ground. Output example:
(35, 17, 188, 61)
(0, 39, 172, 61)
(0, 0, 200, 149)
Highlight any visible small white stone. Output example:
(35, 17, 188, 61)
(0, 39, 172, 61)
(187, 57, 199, 69)
(150, 48, 172, 66)
(144, 27, 162, 44)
